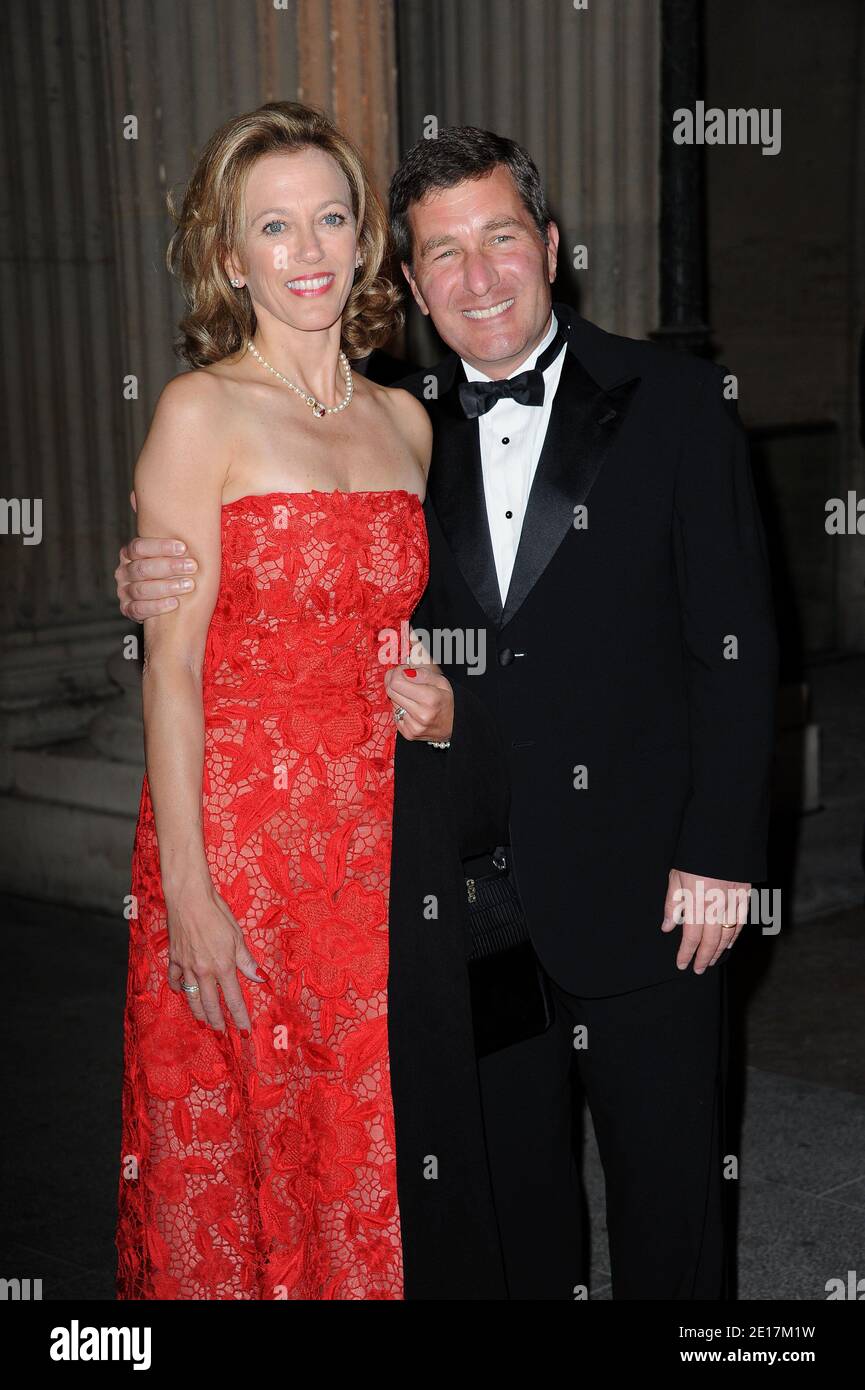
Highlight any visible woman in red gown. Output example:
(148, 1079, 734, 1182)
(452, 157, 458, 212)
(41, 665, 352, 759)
(120, 485, 429, 1299)
(115, 103, 475, 1299)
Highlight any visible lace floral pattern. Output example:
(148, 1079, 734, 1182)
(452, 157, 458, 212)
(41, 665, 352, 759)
(116, 490, 428, 1300)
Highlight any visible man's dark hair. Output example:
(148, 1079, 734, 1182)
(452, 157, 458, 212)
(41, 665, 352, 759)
(388, 126, 551, 270)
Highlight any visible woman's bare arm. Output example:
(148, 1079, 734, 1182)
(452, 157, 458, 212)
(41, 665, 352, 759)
(134, 372, 260, 1030)
(135, 373, 223, 893)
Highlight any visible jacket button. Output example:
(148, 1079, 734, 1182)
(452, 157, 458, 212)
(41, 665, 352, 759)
(498, 647, 514, 666)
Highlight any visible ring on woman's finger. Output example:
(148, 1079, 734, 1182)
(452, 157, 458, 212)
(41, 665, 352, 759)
(393, 705, 407, 723)
(181, 980, 200, 994)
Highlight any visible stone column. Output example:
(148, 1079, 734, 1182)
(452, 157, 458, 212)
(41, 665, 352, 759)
(841, 0, 865, 650)
(653, 0, 711, 354)
(0, 0, 134, 746)
(298, 0, 399, 200)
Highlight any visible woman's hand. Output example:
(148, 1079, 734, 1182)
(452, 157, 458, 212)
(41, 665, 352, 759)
(385, 659, 454, 742)
(165, 883, 263, 1032)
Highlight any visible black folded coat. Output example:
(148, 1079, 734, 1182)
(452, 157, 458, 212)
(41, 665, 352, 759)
(386, 680, 511, 1299)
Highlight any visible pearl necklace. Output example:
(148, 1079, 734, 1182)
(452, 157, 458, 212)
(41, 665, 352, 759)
(246, 340, 354, 418)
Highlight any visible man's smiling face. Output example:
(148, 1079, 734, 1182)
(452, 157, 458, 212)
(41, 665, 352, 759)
(403, 164, 559, 379)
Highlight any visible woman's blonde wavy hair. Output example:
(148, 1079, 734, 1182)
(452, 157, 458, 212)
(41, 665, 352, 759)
(166, 101, 403, 367)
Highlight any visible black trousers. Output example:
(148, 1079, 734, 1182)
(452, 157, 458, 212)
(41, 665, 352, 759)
(476, 958, 729, 1300)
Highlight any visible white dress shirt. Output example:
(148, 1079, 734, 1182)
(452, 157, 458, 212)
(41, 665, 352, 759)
(461, 312, 567, 603)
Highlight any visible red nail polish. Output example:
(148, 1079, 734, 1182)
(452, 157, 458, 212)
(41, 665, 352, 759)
(239, 1028, 251, 1039)
(404, 668, 417, 677)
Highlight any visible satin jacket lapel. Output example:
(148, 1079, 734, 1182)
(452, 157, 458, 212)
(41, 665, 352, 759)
(499, 350, 641, 629)
(426, 359, 503, 625)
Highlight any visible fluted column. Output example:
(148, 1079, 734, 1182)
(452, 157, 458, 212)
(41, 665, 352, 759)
(298, 0, 399, 200)
(0, 0, 132, 744)
(841, 0, 865, 650)
(654, 0, 711, 354)
(395, 0, 661, 362)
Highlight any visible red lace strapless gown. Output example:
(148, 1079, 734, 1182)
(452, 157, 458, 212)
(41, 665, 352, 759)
(116, 489, 428, 1300)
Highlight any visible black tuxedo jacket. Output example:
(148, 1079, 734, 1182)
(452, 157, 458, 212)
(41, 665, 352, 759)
(397, 302, 779, 997)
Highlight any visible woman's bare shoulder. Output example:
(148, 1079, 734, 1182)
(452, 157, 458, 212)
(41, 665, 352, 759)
(153, 365, 234, 421)
(150, 364, 233, 422)
(137, 369, 232, 499)
(374, 382, 433, 475)
(149, 366, 243, 452)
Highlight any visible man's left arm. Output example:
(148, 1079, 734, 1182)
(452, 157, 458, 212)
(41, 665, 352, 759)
(666, 364, 779, 969)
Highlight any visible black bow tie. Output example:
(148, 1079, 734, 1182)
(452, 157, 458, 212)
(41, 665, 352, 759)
(457, 328, 566, 420)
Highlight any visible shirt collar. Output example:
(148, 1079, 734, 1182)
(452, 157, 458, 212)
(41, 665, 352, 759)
(461, 310, 560, 383)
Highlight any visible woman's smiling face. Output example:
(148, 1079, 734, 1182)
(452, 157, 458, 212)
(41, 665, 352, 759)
(230, 147, 359, 334)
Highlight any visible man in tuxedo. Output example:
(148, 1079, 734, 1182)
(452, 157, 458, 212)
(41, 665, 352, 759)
(116, 126, 778, 1300)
